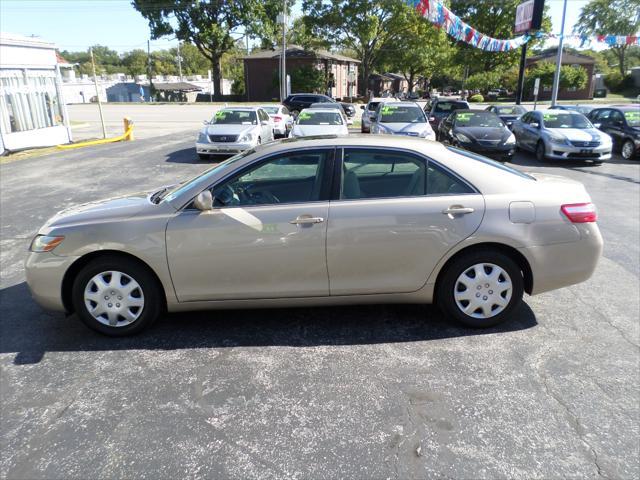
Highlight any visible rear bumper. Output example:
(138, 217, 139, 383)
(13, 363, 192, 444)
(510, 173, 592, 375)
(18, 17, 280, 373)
(196, 141, 253, 155)
(521, 223, 603, 295)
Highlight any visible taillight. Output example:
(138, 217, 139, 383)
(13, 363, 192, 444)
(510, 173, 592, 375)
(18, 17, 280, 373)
(274, 116, 282, 122)
(561, 203, 597, 223)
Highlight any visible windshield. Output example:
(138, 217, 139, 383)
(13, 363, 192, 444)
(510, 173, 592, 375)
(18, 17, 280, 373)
(624, 110, 640, 127)
(495, 106, 526, 115)
(542, 112, 592, 129)
(261, 106, 279, 115)
(296, 111, 343, 125)
(379, 105, 425, 123)
(455, 112, 504, 128)
(434, 102, 468, 113)
(210, 110, 257, 125)
(162, 150, 255, 203)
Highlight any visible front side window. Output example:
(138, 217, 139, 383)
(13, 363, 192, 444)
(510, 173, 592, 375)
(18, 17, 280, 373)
(211, 150, 329, 207)
(378, 105, 426, 123)
(211, 110, 257, 125)
(340, 149, 473, 200)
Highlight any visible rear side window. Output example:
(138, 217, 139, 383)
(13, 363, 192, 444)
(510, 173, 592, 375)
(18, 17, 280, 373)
(447, 146, 535, 180)
(340, 148, 473, 200)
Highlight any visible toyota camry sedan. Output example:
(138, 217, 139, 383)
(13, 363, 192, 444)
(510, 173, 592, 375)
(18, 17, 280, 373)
(370, 102, 436, 140)
(26, 136, 602, 336)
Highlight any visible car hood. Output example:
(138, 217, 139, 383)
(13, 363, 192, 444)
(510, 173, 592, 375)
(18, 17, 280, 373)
(205, 124, 258, 136)
(42, 192, 154, 230)
(456, 126, 509, 141)
(292, 124, 347, 137)
(546, 128, 604, 142)
(380, 122, 431, 134)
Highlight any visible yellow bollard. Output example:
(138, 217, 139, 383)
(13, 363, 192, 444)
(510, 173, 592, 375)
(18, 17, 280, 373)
(123, 117, 134, 141)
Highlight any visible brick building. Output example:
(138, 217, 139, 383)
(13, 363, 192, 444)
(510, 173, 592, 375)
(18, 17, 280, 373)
(243, 46, 359, 101)
(525, 49, 596, 100)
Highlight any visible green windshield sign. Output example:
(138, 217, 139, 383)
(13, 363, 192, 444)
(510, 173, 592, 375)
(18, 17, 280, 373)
(380, 105, 398, 115)
(456, 112, 474, 122)
(298, 112, 311, 121)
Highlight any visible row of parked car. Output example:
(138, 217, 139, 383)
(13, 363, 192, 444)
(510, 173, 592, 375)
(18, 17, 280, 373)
(195, 94, 639, 163)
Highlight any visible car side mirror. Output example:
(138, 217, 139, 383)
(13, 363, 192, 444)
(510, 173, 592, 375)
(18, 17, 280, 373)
(261, 120, 270, 125)
(593, 122, 601, 128)
(360, 105, 365, 110)
(203, 120, 210, 125)
(530, 122, 539, 129)
(193, 190, 213, 211)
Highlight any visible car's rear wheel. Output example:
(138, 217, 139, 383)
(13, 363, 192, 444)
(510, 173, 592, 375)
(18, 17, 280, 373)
(535, 141, 547, 162)
(72, 256, 162, 336)
(437, 250, 524, 328)
(621, 139, 636, 160)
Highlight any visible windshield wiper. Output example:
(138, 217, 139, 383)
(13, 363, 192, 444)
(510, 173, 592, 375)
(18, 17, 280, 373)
(150, 187, 169, 204)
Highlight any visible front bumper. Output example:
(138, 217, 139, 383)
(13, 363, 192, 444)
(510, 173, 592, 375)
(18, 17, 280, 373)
(459, 143, 516, 159)
(196, 141, 254, 155)
(546, 142, 612, 161)
(521, 223, 603, 295)
(25, 251, 79, 312)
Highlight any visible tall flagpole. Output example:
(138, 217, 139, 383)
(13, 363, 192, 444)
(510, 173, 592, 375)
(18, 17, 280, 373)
(550, 0, 567, 106)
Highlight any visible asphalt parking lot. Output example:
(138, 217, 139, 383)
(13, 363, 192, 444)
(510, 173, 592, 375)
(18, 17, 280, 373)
(1, 130, 638, 479)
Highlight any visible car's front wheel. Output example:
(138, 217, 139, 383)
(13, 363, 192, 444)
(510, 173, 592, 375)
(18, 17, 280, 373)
(621, 139, 636, 160)
(535, 141, 547, 162)
(71, 256, 163, 336)
(437, 250, 524, 328)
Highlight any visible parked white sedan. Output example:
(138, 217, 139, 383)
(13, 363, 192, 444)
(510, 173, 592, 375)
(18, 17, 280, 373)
(196, 106, 274, 160)
(289, 108, 349, 138)
(259, 104, 293, 138)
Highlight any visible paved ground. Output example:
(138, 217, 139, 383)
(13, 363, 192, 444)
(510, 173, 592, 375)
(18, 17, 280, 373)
(1, 131, 639, 479)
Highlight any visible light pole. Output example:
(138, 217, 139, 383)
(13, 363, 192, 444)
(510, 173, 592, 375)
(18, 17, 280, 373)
(550, 0, 567, 106)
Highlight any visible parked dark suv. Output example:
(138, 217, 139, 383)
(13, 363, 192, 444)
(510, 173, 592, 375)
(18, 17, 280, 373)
(588, 106, 640, 160)
(425, 99, 470, 132)
(283, 94, 356, 118)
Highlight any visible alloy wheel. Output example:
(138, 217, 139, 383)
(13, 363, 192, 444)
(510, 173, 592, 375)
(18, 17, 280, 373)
(453, 263, 513, 319)
(84, 271, 145, 327)
(621, 140, 634, 160)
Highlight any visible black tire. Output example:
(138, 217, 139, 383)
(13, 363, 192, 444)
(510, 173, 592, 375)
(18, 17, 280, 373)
(535, 141, 547, 162)
(198, 153, 209, 161)
(436, 250, 524, 328)
(621, 139, 636, 160)
(71, 255, 163, 336)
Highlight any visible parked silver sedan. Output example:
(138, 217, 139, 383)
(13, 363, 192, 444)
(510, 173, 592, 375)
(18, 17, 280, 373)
(370, 101, 436, 140)
(512, 110, 612, 163)
(195, 106, 274, 160)
(25, 136, 602, 336)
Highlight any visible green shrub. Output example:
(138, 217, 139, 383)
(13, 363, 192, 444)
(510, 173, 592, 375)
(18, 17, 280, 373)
(469, 94, 484, 102)
(604, 72, 635, 93)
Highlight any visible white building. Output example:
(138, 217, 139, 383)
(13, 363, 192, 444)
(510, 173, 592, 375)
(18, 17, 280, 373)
(0, 33, 72, 153)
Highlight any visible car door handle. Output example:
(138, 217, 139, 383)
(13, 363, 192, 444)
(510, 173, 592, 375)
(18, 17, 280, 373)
(443, 206, 475, 215)
(290, 216, 325, 225)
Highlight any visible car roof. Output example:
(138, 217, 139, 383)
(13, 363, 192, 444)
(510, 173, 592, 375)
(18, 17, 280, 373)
(309, 102, 341, 108)
(376, 101, 422, 107)
(299, 107, 342, 114)
(258, 104, 281, 108)
(220, 106, 260, 111)
(608, 105, 639, 111)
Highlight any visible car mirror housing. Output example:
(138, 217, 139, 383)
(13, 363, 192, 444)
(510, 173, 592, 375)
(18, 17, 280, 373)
(203, 120, 210, 125)
(360, 105, 365, 110)
(530, 122, 540, 129)
(193, 190, 213, 211)
(261, 120, 270, 126)
(593, 122, 601, 128)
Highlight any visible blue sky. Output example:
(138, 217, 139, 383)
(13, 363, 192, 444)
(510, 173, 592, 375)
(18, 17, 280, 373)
(1, 0, 593, 53)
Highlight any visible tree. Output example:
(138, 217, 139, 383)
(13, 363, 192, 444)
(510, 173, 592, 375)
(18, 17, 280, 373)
(449, 0, 551, 74)
(121, 49, 148, 76)
(524, 61, 588, 95)
(288, 17, 331, 50)
(170, 42, 210, 76)
(379, 15, 453, 93)
(574, 0, 640, 76)
(132, 0, 271, 98)
(302, 0, 413, 96)
(465, 71, 503, 93)
(289, 65, 326, 93)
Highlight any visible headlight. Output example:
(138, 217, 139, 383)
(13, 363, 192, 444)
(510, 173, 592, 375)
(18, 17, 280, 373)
(197, 132, 208, 143)
(455, 133, 472, 143)
(30, 235, 65, 252)
(505, 133, 516, 144)
(549, 134, 569, 145)
(238, 132, 256, 143)
(376, 124, 391, 134)
(419, 129, 435, 140)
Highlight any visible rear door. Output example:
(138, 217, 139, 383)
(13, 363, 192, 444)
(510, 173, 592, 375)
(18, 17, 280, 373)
(326, 147, 485, 295)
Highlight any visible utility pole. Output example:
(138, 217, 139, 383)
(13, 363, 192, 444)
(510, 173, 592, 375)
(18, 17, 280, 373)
(147, 39, 153, 102)
(177, 41, 183, 82)
(282, 0, 287, 100)
(89, 48, 107, 138)
(550, 0, 568, 106)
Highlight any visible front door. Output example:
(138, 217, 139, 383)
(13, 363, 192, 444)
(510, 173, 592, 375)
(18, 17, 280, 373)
(326, 148, 485, 295)
(166, 149, 333, 302)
